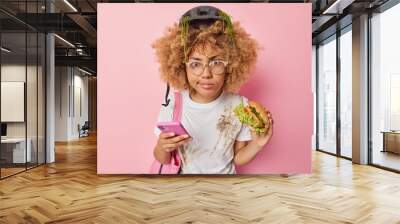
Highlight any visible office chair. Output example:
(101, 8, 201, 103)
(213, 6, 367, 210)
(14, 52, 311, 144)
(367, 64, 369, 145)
(79, 121, 90, 138)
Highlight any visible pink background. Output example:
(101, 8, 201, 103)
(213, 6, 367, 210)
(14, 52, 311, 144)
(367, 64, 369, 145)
(97, 3, 312, 174)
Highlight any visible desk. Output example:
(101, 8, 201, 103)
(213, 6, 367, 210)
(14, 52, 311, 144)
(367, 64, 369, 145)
(381, 131, 400, 154)
(1, 138, 32, 163)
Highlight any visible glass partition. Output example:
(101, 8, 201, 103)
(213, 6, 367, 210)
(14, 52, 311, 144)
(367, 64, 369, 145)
(0, 1, 46, 179)
(1, 31, 28, 178)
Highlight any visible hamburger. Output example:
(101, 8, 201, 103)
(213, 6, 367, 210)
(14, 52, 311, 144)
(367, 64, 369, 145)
(234, 101, 270, 135)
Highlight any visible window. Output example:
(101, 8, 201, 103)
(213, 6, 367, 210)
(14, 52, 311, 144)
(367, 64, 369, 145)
(340, 27, 352, 158)
(317, 35, 337, 154)
(371, 2, 400, 171)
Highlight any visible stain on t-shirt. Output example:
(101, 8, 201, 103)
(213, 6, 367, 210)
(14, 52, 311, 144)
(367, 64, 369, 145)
(212, 104, 241, 157)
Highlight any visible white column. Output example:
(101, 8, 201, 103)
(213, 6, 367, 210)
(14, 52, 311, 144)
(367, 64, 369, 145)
(352, 14, 369, 164)
(46, 1, 55, 163)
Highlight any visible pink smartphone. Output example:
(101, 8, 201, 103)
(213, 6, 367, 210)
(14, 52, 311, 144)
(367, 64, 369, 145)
(156, 121, 190, 136)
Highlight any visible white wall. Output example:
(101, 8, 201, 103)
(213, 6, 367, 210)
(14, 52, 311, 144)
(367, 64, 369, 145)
(55, 67, 89, 141)
(55, 67, 69, 141)
(72, 73, 89, 138)
(1, 65, 42, 137)
(1, 65, 26, 131)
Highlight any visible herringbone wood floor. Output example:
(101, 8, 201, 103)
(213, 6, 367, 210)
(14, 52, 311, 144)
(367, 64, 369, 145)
(0, 134, 400, 224)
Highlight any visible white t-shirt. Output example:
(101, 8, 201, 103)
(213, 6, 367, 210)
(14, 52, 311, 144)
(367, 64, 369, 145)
(154, 90, 252, 174)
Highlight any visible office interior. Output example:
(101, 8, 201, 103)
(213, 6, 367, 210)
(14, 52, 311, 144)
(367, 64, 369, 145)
(0, 0, 97, 179)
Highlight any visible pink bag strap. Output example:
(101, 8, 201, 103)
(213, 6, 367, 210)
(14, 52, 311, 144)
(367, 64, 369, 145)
(171, 91, 182, 167)
(172, 91, 182, 122)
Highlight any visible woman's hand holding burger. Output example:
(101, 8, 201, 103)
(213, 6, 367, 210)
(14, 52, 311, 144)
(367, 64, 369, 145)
(234, 101, 273, 147)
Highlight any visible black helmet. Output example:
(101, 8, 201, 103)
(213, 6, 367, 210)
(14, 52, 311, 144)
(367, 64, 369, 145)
(179, 6, 235, 62)
(179, 6, 223, 28)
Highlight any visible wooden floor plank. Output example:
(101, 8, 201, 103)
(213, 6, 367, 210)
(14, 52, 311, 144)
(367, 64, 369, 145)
(0, 134, 399, 223)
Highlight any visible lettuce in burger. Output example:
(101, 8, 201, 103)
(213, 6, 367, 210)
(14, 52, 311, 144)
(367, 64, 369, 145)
(234, 101, 270, 135)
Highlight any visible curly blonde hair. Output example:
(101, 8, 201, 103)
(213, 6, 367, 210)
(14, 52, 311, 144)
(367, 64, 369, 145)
(152, 19, 259, 93)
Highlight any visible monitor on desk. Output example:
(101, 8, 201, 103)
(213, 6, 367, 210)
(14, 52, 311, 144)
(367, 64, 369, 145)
(1, 123, 7, 138)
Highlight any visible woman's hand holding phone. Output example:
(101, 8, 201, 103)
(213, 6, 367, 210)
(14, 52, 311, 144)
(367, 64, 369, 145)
(156, 132, 192, 152)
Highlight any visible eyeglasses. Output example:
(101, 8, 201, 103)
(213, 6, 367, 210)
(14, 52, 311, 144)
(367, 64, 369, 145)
(185, 59, 228, 76)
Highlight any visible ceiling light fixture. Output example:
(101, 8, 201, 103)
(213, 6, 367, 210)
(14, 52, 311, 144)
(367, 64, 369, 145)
(63, 0, 78, 12)
(323, 0, 354, 15)
(78, 67, 93, 76)
(1, 47, 11, 53)
(54, 34, 75, 48)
